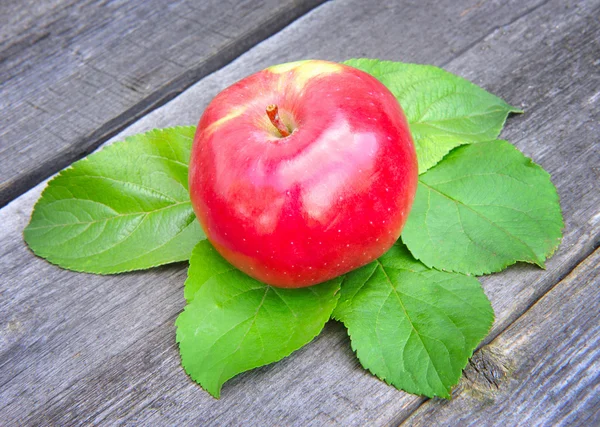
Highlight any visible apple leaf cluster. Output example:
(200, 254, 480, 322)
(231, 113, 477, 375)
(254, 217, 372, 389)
(24, 59, 563, 399)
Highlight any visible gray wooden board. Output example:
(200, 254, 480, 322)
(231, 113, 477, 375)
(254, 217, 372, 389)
(0, 0, 326, 207)
(1, 0, 599, 425)
(401, 249, 600, 427)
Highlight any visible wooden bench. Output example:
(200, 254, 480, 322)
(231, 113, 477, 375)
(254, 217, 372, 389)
(1, 0, 598, 424)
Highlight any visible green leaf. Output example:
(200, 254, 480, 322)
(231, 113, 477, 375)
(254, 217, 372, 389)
(344, 58, 521, 173)
(24, 126, 205, 273)
(332, 242, 494, 398)
(401, 140, 563, 275)
(176, 240, 341, 398)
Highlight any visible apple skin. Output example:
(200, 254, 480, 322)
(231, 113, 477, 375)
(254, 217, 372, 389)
(189, 60, 417, 288)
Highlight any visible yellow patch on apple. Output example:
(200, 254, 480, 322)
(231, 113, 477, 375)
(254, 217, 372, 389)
(268, 60, 343, 89)
(204, 106, 247, 135)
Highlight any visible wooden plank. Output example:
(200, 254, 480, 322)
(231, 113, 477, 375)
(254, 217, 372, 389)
(1, 0, 599, 425)
(0, 0, 326, 207)
(400, 249, 600, 426)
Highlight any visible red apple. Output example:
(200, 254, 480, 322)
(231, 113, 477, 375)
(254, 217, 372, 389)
(189, 60, 417, 288)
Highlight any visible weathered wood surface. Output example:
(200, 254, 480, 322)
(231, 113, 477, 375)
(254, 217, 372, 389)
(1, 0, 599, 425)
(401, 249, 600, 427)
(0, 0, 326, 207)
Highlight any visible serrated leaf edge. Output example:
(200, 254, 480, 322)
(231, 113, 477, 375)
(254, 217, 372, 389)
(23, 126, 201, 274)
(336, 263, 495, 399)
(176, 280, 342, 398)
(402, 140, 564, 276)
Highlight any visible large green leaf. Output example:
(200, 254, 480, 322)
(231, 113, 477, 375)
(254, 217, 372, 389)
(24, 127, 205, 273)
(332, 242, 494, 398)
(344, 58, 521, 173)
(401, 140, 563, 275)
(177, 240, 341, 398)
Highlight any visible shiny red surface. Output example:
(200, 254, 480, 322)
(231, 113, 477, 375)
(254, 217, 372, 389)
(189, 60, 417, 287)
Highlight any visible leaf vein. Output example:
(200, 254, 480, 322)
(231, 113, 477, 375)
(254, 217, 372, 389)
(421, 181, 541, 262)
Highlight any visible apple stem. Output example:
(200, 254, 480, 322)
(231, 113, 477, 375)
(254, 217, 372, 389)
(266, 104, 291, 137)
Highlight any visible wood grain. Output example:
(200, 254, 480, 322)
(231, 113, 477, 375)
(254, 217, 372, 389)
(1, 0, 599, 425)
(401, 249, 600, 426)
(0, 0, 325, 207)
